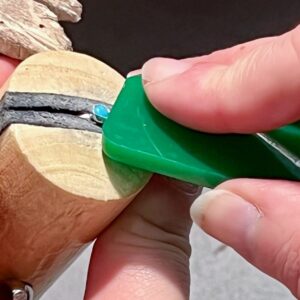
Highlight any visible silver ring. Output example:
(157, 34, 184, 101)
(12, 285, 34, 300)
(0, 280, 34, 300)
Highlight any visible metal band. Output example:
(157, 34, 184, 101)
(0, 281, 34, 300)
(12, 285, 34, 300)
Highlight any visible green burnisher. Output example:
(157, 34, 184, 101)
(102, 75, 300, 188)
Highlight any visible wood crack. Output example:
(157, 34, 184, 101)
(0, 0, 82, 60)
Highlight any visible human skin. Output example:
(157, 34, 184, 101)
(0, 55, 200, 300)
(142, 25, 300, 298)
(2, 25, 300, 299)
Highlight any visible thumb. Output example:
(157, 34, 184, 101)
(191, 179, 300, 298)
(0, 56, 19, 86)
(142, 26, 300, 133)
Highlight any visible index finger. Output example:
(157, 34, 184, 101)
(143, 26, 300, 133)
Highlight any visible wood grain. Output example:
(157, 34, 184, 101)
(0, 51, 151, 297)
(0, 0, 82, 60)
(35, 0, 82, 22)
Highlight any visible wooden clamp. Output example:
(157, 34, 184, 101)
(0, 2, 150, 297)
(0, 51, 151, 298)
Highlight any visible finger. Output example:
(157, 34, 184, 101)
(84, 176, 201, 300)
(144, 36, 274, 82)
(129, 37, 273, 84)
(191, 179, 300, 298)
(127, 69, 142, 78)
(181, 35, 274, 65)
(0, 56, 19, 86)
(128, 35, 273, 83)
(142, 26, 300, 133)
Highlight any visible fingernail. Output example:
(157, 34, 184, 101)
(190, 189, 261, 247)
(163, 177, 202, 197)
(142, 57, 191, 85)
(127, 69, 141, 78)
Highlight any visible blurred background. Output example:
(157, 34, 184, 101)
(64, 0, 300, 74)
(43, 1, 299, 298)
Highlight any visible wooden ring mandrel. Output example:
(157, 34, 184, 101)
(0, 51, 151, 298)
(0, 92, 109, 133)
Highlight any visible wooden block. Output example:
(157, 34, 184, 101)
(0, 0, 81, 60)
(0, 51, 151, 297)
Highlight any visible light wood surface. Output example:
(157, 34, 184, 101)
(0, 51, 151, 298)
(0, 0, 81, 60)
(35, 0, 82, 22)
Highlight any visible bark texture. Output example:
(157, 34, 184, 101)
(0, 0, 82, 60)
(35, 0, 82, 22)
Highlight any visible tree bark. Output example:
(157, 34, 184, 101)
(35, 0, 82, 22)
(0, 0, 82, 60)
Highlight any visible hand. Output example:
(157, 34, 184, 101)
(0, 56, 18, 86)
(142, 25, 300, 298)
(0, 55, 200, 300)
(85, 177, 200, 299)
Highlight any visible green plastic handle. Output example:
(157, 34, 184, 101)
(102, 75, 300, 188)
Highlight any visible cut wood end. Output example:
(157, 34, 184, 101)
(8, 51, 125, 102)
(12, 125, 151, 201)
(0, 51, 152, 297)
(0, 0, 82, 60)
(1, 51, 151, 201)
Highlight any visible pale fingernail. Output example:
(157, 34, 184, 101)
(190, 189, 261, 247)
(127, 69, 141, 78)
(142, 57, 191, 85)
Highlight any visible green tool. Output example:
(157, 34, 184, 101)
(98, 75, 300, 188)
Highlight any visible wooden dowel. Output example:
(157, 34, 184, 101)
(0, 51, 151, 297)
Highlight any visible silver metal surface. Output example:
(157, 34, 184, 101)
(256, 133, 300, 167)
(24, 285, 34, 300)
(12, 284, 34, 300)
(0, 281, 34, 300)
(12, 288, 28, 300)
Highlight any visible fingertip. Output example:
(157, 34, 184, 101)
(141, 57, 197, 128)
(127, 69, 141, 78)
(142, 60, 225, 132)
(196, 179, 300, 298)
(0, 55, 19, 69)
(142, 28, 300, 134)
(191, 189, 261, 254)
(142, 57, 191, 86)
(0, 55, 19, 86)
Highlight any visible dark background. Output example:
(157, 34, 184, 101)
(64, 0, 300, 75)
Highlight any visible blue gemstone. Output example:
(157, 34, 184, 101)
(93, 104, 111, 123)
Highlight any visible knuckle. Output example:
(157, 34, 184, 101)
(289, 25, 300, 64)
(273, 233, 300, 298)
(111, 211, 192, 261)
(138, 214, 192, 259)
